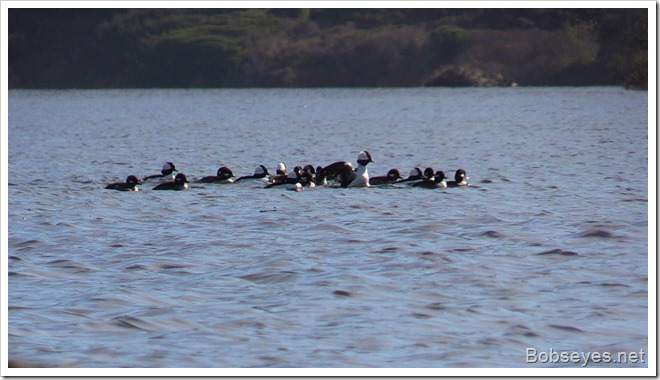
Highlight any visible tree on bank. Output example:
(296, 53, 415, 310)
(8, 8, 648, 89)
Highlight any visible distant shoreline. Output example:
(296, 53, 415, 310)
(8, 9, 648, 90)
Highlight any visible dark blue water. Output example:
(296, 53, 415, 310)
(7, 88, 648, 369)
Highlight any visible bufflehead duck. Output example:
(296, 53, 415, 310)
(297, 172, 316, 190)
(289, 172, 316, 191)
(143, 162, 178, 181)
(369, 168, 402, 186)
(265, 166, 302, 188)
(447, 169, 469, 187)
(397, 167, 424, 183)
(314, 165, 327, 185)
(412, 171, 447, 189)
(301, 172, 316, 188)
(199, 166, 235, 183)
(318, 161, 352, 184)
(268, 163, 288, 183)
(423, 167, 435, 179)
(302, 165, 316, 176)
(234, 165, 270, 182)
(153, 173, 189, 190)
(317, 151, 374, 188)
(105, 175, 142, 191)
(276, 162, 287, 175)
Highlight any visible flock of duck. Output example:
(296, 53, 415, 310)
(105, 151, 470, 192)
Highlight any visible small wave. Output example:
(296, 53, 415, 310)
(125, 264, 151, 270)
(158, 263, 187, 269)
(55, 222, 77, 228)
(450, 247, 475, 253)
(548, 324, 585, 333)
(89, 296, 134, 306)
(599, 282, 630, 287)
(417, 251, 454, 263)
(304, 223, 353, 234)
(46, 259, 96, 272)
(621, 198, 647, 203)
(479, 230, 505, 238)
(14, 239, 41, 247)
(14, 246, 37, 253)
(8, 305, 34, 310)
(536, 249, 579, 256)
(61, 308, 94, 318)
(240, 271, 298, 284)
(578, 229, 617, 238)
(379, 246, 401, 253)
(411, 312, 433, 319)
(424, 302, 448, 311)
(112, 315, 159, 331)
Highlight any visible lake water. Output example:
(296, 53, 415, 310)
(7, 88, 649, 370)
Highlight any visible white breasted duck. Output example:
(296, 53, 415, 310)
(447, 169, 469, 187)
(397, 167, 424, 183)
(268, 163, 288, 183)
(317, 151, 374, 188)
(234, 165, 270, 182)
(143, 162, 178, 182)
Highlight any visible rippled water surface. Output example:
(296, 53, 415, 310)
(8, 88, 649, 368)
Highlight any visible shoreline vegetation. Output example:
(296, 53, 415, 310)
(8, 9, 648, 89)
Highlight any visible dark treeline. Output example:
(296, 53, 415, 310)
(8, 8, 648, 89)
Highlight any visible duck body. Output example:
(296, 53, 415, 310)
(412, 171, 447, 189)
(265, 166, 304, 189)
(235, 165, 270, 182)
(268, 163, 288, 184)
(144, 162, 178, 182)
(317, 151, 373, 188)
(105, 175, 142, 191)
(199, 167, 235, 183)
(284, 172, 316, 191)
(153, 173, 190, 190)
(447, 169, 469, 187)
(369, 168, 402, 186)
(397, 167, 424, 184)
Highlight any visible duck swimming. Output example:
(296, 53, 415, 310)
(317, 151, 374, 188)
(105, 175, 142, 191)
(447, 169, 469, 187)
(143, 162, 177, 182)
(369, 168, 402, 186)
(198, 166, 235, 183)
(397, 167, 424, 184)
(234, 165, 270, 182)
(412, 171, 447, 189)
(153, 173, 190, 191)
